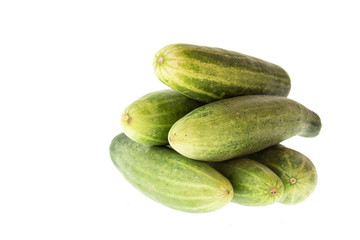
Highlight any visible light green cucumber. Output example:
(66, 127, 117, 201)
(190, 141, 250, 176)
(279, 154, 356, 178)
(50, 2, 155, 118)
(110, 133, 234, 213)
(247, 144, 317, 204)
(121, 89, 203, 145)
(169, 95, 321, 161)
(153, 43, 291, 103)
(210, 158, 284, 206)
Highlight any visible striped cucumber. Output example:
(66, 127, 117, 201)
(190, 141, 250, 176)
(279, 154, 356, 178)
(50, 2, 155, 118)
(247, 144, 317, 204)
(109, 133, 234, 213)
(153, 43, 291, 103)
(121, 89, 203, 145)
(210, 158, 284, 206)
(169, 95, 321, 161)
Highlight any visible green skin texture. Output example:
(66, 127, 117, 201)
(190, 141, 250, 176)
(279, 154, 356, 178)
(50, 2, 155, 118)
(169, 95, 321, 162)
(153, 43, 291, 103)
(109, 133, 234, 213)
(121, 89, 203, 145)
(210, 158, 284, 206)
(247, 144, 318, 205)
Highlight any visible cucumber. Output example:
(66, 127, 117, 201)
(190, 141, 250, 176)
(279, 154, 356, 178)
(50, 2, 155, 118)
(121, 89, 203, 145)
(109, 133, 234, 213)
(168, 95, 321, 161)
(247, 144, 317, 204)
(153, 43, 291, 103)
(210, 158, 284, 206)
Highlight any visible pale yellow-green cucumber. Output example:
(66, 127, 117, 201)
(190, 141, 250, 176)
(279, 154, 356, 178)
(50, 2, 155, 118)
(169, 95, 321, 161)
(121, 89, 203, 145)
(110, 133, 234, 213)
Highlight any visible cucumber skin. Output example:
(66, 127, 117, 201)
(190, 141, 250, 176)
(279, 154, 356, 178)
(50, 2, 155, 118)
(168, 95, 321, 162)
(121, 89, 203, 145)
(153, 43, 291, 103)
(109, 133, 234, 213)
(247, 145, 318, 205)
(210, 158, 284, 206)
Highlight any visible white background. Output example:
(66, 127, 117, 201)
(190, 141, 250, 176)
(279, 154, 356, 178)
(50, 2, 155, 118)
(1, 1, 359, 239)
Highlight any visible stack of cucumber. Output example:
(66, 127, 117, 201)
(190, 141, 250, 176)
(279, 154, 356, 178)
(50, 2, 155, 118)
(110, 44, 321, 213)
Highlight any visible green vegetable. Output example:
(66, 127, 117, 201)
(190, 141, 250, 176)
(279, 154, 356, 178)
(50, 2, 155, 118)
(110, 133, 234, 213)
(247, 144, 318, 204)
(121, 89, 203, 145)
(211, 158, 284, 206)
(169, 95, 321, 161)
(153, 43, 291, 103)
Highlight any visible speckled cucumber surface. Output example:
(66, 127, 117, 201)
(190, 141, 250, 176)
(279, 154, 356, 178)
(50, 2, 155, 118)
(121, 89, 203, 145)
(111, 43, 322, 211)
(153, 43, 291, 103)
(247, 144, 318, 204)
(168, 95, 321, 161)
(110, 133, 234, 213)
(210, 158, 284, 206)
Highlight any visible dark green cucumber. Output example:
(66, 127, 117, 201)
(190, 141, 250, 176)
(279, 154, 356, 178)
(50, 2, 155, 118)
(169, 95, 321, 161)
(109, 133, 234, 213)
(121, 89, 203, 145)
(153, 43, 291, 103)
(210, 158, 284, 206)
(247, 144, 317, 205)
